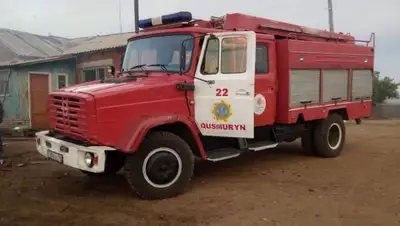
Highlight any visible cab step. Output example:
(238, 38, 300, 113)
(206, 148, 243, 162)
(247, 140, 278, 151)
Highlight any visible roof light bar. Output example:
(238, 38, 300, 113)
(138, 11, 193, 29)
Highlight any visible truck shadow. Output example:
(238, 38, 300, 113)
(52, 142, 309, 199)
(192, 142, 309, 180)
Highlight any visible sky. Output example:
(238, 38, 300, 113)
(1, 0, 399, 82)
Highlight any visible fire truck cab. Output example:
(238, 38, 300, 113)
(35, 12, 375, 200)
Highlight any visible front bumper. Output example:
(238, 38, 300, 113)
(35, 131, 115, 173)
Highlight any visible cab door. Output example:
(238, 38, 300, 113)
(254, 39, 277, 126)
(194, 31, 256, 138)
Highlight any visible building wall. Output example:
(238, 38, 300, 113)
(0, 59, 76, 129)
(372, 104, 400, 119)
(0, 47, 126, 130)
(0, 69, 25, 129)
(76, 47, 125, 82)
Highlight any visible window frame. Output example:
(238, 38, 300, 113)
(200, 38, 220, 75)
(56, 73, 69, 89)
(255, 44, 269, 74)
(81, 67, 106, 82)
(220, 36, 248, 75)
(123, 33, 195, 73)
(0, 69, 11, 96)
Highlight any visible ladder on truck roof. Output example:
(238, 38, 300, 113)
(210, 13, 356, 43)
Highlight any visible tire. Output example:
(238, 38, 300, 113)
(81, 152, 125, 177)
(312, 113, 346, 158)
(124, 131, 195, 200)
(300, 133, 315, 156)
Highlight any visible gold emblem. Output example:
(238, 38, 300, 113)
(212, 100, 232, 122)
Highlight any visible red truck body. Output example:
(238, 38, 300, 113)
(37, 12, 374, 200)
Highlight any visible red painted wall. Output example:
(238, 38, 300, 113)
(75, 47, 126, 83)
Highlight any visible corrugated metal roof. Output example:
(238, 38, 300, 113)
(0, 60, 15, 67)
(62, 32, 134, 55)
(0, 29, 134, 67)
(0, 28, 67, 58)
(0, 55, 76, 68)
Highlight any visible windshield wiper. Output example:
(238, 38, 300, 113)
(146, 64, 168, 71)
(129, 64, 147, 71)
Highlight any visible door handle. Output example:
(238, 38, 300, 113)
(176, 83, 195, 91)
(236, 89, 250, 96)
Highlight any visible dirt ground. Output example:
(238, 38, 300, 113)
(0, 120, 399, 226)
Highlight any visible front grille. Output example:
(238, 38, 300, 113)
(50, 95, 88, 139)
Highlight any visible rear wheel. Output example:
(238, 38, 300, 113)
(124, 131, 194, 200)
(312, 113, 346, 158)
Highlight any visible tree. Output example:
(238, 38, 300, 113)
(372, 71, 399, 104)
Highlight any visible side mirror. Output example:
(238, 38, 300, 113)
(107, 65, 116, 75)
(119, 52, 125, 72)
(179, 41, 187, 73)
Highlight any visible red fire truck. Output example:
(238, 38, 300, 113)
(35, 12, 375, 200)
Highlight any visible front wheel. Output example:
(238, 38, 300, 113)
(124, 131, 194, 200)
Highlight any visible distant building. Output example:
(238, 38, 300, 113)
(0, 56, 76, 129)
(62, 32, 133, 83)
(372, 98, 400, 119)
(385, 98, 400, 105)
(0, 29, 134, 130)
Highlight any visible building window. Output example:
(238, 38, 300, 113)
(255, 45, 269, 73)
(82, 67, 106, 82)
(57, 74, 68, 89)
(0, 70, 10, 95)
(98, 68, 106, 80)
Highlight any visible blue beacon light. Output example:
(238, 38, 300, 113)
(138, 11, 193, 29)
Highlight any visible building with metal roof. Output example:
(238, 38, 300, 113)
(0, 28, 135, 66)
(0, 29, 135, 131)
(62, 32, 134, 55)
(0, 28, 68, 64)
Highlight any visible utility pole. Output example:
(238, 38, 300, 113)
(328, 0, 334, 32)
(119, 0, 123, 33)
(134, 0, 139, 33)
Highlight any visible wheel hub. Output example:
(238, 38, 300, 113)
(143, 148, 182, 188)
(327, 123, 342, 150)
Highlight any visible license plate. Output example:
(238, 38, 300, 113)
(47, 150, 63, 163)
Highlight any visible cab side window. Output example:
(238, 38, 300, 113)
(255, 45, 268, 74)
(200, 39, 219, 75)
(201, 37, 263, 75)
(221, 37, 247, 74)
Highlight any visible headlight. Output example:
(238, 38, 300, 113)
(84, 152, 94, 167)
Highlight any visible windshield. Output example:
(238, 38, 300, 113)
(122, 34, 194, 72)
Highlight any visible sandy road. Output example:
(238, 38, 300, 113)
(0, 120, 399, 226)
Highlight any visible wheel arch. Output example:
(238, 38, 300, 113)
(148, 122, 205, 159)
(114, 114, 206, 159)
(328, 108, 349, 120)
